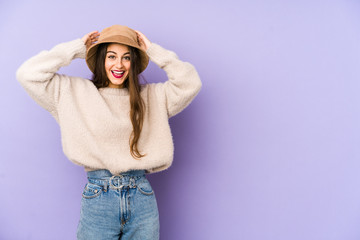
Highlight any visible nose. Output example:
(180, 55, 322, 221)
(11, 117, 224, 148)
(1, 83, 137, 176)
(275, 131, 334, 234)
(115, 58, 123, 68)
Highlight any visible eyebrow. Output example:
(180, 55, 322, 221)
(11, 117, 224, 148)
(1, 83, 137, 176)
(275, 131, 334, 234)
(106, 51, 130, 56)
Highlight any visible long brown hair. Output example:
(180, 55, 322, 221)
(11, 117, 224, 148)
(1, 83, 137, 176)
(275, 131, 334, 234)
(91, 43, 146, 159)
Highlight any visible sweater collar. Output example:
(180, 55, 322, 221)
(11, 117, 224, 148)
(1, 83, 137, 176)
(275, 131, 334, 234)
(98, 87, 129, 96)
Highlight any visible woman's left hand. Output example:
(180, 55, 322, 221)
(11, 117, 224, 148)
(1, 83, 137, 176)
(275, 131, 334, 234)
(134, 30, 151, 52)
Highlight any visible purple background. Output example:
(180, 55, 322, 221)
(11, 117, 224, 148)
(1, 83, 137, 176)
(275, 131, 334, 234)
(1, 0, 360, 239)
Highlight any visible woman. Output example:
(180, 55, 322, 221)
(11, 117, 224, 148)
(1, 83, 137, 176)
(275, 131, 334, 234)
(17, 25, 201, 239)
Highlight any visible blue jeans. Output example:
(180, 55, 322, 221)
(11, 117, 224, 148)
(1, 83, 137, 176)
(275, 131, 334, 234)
(77, 169, 159, 240)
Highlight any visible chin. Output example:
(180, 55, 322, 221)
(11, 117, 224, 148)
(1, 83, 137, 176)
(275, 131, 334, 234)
(109, 77, 128, 88)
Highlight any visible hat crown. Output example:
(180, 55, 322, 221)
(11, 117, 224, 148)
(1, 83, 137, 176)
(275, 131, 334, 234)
(99, 25, 138, 46)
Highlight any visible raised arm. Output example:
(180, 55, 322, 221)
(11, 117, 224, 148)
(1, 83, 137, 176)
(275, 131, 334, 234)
(136, 30, 202, 118)
(16, 31, 99, 115)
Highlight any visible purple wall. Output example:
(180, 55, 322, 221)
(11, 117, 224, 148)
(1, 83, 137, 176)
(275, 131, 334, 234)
(1, 0, 360, 239)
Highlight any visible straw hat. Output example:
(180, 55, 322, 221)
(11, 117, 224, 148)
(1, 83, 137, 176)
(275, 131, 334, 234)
(86, 25, 149, 73)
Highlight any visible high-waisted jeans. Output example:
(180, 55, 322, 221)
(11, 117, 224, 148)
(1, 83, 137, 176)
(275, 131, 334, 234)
(77, 169, 159, 240)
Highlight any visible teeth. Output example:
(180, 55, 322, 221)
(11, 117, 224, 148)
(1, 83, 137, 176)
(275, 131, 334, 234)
(112, 70, 124, 74)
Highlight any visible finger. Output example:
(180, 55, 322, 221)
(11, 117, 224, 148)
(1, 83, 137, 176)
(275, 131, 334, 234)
(91, 32, 100, 37)
(136, 35, 144, 45)
(87, 32, 99, 41)
(90, 33, 100, 39)
(90, 37, 99, 42)
(134, 30, 142, 36)
(134, 30, 142, 39)
(88, 30, 99, 36)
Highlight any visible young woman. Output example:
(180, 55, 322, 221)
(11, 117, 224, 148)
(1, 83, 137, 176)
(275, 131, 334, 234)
(16, 25, 201, 239)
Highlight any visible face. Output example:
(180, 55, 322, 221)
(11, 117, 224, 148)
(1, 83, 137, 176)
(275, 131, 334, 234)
(105, 43, 131, 88)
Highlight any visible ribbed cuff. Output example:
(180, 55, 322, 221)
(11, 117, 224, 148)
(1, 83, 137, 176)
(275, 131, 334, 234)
(72, 39, 87, 59)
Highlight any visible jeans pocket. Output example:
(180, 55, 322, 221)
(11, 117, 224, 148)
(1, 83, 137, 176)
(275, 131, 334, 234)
(82, 183, 102, 199)
(137, 179, 154, 196)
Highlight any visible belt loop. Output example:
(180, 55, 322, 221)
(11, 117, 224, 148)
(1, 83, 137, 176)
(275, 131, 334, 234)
(103, 180, 108, 192)
(130, 177, 136, 188)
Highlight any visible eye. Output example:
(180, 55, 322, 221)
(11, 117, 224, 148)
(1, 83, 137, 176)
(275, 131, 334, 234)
(107, 55, 116, 59)
(123, 56, 131, 61)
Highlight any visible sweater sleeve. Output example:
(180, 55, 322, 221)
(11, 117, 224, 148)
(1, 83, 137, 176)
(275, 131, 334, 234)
(16, 39, 86, 117)
(146, 43, 202, 118)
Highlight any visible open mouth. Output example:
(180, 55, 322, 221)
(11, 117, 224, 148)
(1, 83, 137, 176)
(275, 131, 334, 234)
(111, 70, 125, 79)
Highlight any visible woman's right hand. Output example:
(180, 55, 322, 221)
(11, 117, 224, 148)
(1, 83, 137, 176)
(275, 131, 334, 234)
(81, 31, 100, 50)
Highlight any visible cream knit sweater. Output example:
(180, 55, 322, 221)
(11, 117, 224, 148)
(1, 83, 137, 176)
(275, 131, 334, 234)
(17, 39, 201, 174)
